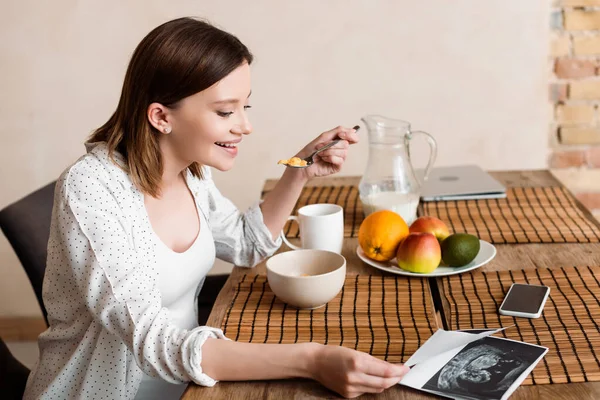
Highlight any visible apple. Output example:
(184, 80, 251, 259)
(409, 216, 450, 242)
(396, 232, 442, 274)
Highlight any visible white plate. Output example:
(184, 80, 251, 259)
(356, 240, 496, 277)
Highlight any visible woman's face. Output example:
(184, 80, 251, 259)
(164, 62, 253, 171)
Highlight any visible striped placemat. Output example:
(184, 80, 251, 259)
(419, 187, 600, 244)
(221, 274, 437, 363)
(267, 184, 600, 244)
(438, 265, 600, 385)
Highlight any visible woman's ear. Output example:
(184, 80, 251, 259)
(147, 103, 172, 134)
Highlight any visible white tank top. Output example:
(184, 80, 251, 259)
(135, 210, 216, 400)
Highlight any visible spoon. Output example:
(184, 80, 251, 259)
(282, 125, 361, 169)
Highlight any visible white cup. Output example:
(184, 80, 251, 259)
(281, 204, 344, 254)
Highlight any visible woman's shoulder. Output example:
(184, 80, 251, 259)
(57, 142, 136, 201)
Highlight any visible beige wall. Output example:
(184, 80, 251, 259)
(0, 0, 550, 317)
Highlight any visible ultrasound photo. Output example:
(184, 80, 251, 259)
(422, 336, 547, 400)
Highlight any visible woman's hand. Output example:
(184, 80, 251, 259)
(295, 125, 360, 180)
(261, 125, 357, 239)
(309, 344, 410, 398)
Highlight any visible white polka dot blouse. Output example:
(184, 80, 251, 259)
(23, 142, 282, 399)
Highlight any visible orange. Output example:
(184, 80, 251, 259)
(358, 210, 409, 262)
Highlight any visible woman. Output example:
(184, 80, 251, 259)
(24, 17, 409, 400)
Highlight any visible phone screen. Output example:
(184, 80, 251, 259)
(500, 284, 549, 314)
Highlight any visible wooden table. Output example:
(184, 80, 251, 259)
(182, 171, 600, 400)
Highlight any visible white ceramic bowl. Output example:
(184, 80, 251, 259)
(266, 249, 346, 309)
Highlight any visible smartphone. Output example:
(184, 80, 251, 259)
(498, 283, 550, 318)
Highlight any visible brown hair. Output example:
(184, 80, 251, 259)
(88, 17, 253, 196)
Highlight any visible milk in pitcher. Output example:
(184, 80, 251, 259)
(361, 191, 419, 224)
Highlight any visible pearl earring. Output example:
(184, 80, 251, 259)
(164, 126, 171, 134)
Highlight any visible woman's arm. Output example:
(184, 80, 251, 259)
(201, 339, 409, 398)
(258, 167, 308, 239)
(260, 126, 359, 239)
(202, 127, 357, 266)
(201, 126, 357, 266)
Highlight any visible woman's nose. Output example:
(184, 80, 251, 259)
(232, 113, 252, 135)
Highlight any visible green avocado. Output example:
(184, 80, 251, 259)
(441, 233, 480, 267)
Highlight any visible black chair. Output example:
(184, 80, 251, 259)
(197, 274, 229, 325)
(0, 336, 30, 399)
(0, 181, 56, 326)
(0, 182, 56, 399)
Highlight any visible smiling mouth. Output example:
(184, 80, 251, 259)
(215, 142, 238, 148)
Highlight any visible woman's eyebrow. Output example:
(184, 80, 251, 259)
(211, 91, 252, 105)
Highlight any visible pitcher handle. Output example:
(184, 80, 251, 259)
(406, 130, 438, 186)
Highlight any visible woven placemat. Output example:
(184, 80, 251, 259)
(221, 274, 437, 363)
(269, 184, 600, 243)
(419, 186, 600, 244)
(439, 265, 600, 385)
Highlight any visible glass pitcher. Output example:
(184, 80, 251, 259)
(359, 115, 437, 224)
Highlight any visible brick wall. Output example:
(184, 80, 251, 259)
(551, 0, 600, 221)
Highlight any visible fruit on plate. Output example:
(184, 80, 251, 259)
(358, 210, 409, 262)
(409, 216, 450, 242)
(396, 232, 442, 274)
(441, 233, 480, 267)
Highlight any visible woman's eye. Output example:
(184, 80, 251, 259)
(217, 106, 251, 117)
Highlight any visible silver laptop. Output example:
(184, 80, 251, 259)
(419, 165, 506, 201)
